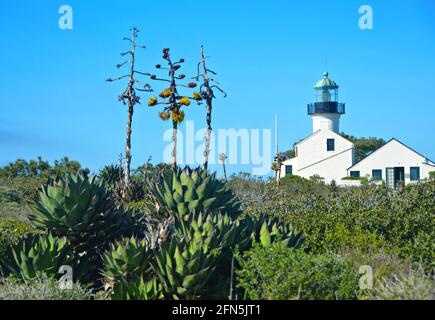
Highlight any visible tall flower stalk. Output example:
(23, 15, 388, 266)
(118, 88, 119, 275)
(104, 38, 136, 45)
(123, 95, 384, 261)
(148, 48, 201, 169)
(107, 27, 152, 191)
(195, 46, 226, 171)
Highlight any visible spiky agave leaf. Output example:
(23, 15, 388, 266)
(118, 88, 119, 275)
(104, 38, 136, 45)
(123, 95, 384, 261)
(101, 236, 152, 283)
(101, 236, 159, 299)
(111, 276, 163, 300)
(148, 207, 239, 299)
(147, 167, 241, 221)
(28, 173, 133, 282)
(98, 164, 123, 191)
(150, 238, 218, 299)
(6, 233, 76, 281)
(237, 213, 304, 252)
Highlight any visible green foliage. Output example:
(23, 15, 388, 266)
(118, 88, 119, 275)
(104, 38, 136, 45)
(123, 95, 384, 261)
(323, 223, 388, 254)
(0, 176, 47, 219)
(0, 157, 89, 220)
(231, 178, 434, 256)
(98, 164, 123, 192)
(0, 219, 33, 274)
(148, 166, 241, 220)
(28, 174, 133, 281)
(0, 275, 99, 300)
(429, 171, 435, 181)
(0, 157, 89, 179)
(150, 210, 238, 299)
(5, 233, 75, 281)
(400, 231, 434, 272)
(151, 238, 219, 299)
(238, 213, 304, 251)
(236, 244, 360, 300)
(342, 176, 362, 180)
(278, 149, 295, 160)
(110, 276, 163, 300)
(102, 236, 155, 299)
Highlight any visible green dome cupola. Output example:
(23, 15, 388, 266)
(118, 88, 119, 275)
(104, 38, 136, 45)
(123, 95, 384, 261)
(314, 72, 339, 90)
(307, 72, 345, 133)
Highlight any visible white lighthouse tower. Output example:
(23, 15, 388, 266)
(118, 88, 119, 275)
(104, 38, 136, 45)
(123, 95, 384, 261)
(307, 72, 345, 133)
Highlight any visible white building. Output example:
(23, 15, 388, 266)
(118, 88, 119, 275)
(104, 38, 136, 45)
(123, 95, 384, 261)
(280, 72, 434, 186)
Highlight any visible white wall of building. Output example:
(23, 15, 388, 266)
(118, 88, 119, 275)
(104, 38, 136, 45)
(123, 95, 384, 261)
(347, 139, 435, 183)
(280, 129, 355, 184)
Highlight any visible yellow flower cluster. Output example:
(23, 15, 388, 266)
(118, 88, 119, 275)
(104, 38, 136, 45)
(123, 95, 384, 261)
(193, 92, 202, 101)
(148, 96, 158, 107)
(172, 110, 185, 123)
(159, 111, 171, 121)
(159, 88, 172, 98)
(178, 97, 191, 106)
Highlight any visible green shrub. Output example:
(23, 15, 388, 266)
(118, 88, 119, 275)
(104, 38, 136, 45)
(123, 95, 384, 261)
(400, 231, 434, 272)
(235, 244, 360, 300)
(323, 223, 388, 254)
(0, 275, 98, 300)
(231, 179, 434, 256)
(0, 219, 33, 274)
(342, 176, 362, 181)
(0, 176, 47, 205)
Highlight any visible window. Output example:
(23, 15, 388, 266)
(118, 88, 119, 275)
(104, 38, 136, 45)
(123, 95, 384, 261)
(372, 169, 382, 181)
(350, 171, 360, 178)
(285, 165, 293, 175)
(327, 139, 335, 151)
(410, 167, 420, 181)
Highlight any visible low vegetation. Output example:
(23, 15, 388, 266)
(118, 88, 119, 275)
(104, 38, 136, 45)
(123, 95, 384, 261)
(0, 157, 433, 300)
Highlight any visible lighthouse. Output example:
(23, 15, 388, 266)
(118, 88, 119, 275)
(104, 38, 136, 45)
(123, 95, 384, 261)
(307, 72, 345, 133)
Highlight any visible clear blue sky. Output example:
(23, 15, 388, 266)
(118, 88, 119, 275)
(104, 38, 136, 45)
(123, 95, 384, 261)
(0, 0, 434, 176)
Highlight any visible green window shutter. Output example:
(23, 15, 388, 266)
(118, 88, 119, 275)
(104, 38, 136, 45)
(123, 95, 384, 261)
(350, 171, 360, 178)
(372, 169, 382, 181)
(285, 165, 293, 175)
(327, 139, 335, 151)
(410, 167, 420, 181)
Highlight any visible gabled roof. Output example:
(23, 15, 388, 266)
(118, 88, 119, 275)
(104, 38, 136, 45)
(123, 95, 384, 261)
(348, 138, 435, 170)
(294, 129, 353, 147)
(294, 130, 321, 147)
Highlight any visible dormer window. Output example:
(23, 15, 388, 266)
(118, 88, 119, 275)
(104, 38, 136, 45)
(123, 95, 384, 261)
(327, 138, 335, 151)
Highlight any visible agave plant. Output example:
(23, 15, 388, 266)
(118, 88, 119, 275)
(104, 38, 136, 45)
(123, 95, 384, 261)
(237, 213, 304, 251)
(149, 208, 238, 299)
(151, 238, 219, 299)
(6, 233, 75, 281)
(111, 276, 163, 300)
(98, 164, 123, 191)
(173, 210, 238, 254)
(147, 167, 241, 220)
(101, 237, 153, 288)
(28, 174, 133, 281)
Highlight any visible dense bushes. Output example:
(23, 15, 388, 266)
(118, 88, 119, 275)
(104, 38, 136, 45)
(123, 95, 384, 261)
(0, 162, 433, 300)
(236, 244, 360, 300)
(0, 219, 33, 275)
(229, 177, 434, 260)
